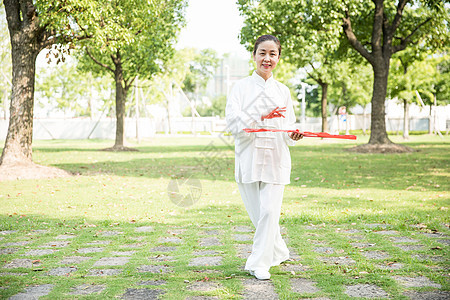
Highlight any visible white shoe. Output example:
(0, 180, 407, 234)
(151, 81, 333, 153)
(250, 270, 270, 280)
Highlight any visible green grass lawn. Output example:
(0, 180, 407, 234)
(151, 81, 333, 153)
(0, 134, 448, 299)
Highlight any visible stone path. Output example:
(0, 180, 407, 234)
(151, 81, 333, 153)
(0, 223, 448, 299)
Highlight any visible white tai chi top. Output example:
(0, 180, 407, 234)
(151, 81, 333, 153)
(226, 71, 296, 185)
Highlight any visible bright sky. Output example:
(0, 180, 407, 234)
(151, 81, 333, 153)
(176, 0, 250, 59)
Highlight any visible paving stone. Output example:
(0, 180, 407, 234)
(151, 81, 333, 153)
(288, 248, 301, 261)
(193, 250, 221, 256)
(234, 226, 253, 233)
(3, 259, 41, 268)
(185, 297, 219, 300)
(135, 226, 154, 233)
(2, 241, 31, 246)
(281, 263, 310, 273)
(313, 247, 335, 254)
(394, 244, 425, 251)
(187, 281, 222, 291)
(393, 276, 441, 288)
(136, 280, 167, 286)
(55, 234, 77, 240)
(111, 251, 137, 256)
(87, 269, 122, 276)
(129, 236, 146, 241)
(39, 241, 71, 248)
(48, 266, 77, 276)
(233, 234, 253, 242)
(305, 225, 322, 230)
(411, 254, 445, 262)
(377, 262, 404, 270)
(121, 288, 165, 299)
(23, 249, 58, 256)
(199, 229, 220, 235)
(361, 251, 391, 260)
(290, 278, 321, 294)
(68, 284, 106, 295)
(0, 230, 18, 235)
(150, 245, 177, 252)
(417, 232, 446, 238)
(59, 256, 91, 265)
(309, 239, 327, 245)
(364, 224, 391, 229)
(319, 256, 356, 265)
(343, 229, 362, 234)
(86, 240, 112, 245)
(351, 242, 376, 248)
(345, 284, 389, 298)
(347, 235, 366, 240)
(76, 247, 104, 254)
(93, 257, 130, 266)
(137, 265, 171, 273)
(199, 237, 221, 246)
(149, 255, 175, 262)
(403, 291, 450, 300)
(99, 230, 123, 236)
(242, 278, 278, 299)
(389, 236, 419, 243)
(8, 284, 54, 300)
(189, 256, 223, 266)
(0, 272, 28, 276)
(0, 248, 18, 254)
(158, 236, 183, 244)
(235, 244, 252, 259)
(437, 239, 450, 245)
(120, 242, 146, 248)
(373, 230, 399, 235)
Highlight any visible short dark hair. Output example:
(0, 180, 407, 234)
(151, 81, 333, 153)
(252, 35, 281, 56)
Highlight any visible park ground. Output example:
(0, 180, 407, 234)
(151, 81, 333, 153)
(0, 134, 449, 299)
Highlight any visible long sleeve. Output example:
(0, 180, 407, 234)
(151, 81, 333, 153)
(226, 82, 260, 138)
(283, 88, 297, 146)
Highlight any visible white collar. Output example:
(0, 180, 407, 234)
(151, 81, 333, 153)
(252, 71, 275, 87)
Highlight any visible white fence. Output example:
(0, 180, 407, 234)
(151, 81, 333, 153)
(0, 115, 447, 141)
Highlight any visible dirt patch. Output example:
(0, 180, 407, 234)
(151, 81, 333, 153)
(0, 162, 71, 181)
(346, 143, 415, 153)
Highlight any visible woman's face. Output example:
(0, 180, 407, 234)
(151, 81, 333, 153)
(253, 40, 280, 80)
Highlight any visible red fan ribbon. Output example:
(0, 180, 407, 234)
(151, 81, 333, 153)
(261, 107, 286, 120)
(243, 128, 357, 140)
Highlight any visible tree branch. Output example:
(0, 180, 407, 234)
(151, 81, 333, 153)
(392, 17, 432, 53)
(86, 48, 115, 73)
(371, 0, 384, 53)
(390, 0, 409, 35)
(342, 11, 374, 65)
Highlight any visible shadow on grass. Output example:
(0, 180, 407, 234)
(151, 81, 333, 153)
(26, 141, 449, 192)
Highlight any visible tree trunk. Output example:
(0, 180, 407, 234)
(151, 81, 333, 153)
(320, 82, 328, 132)
(403, 99, 409, 139)
(368, 63, 392, 144)
(0, 9, 40, 166)
(113, 58, 126, 148)
(428, 105, 432, 134)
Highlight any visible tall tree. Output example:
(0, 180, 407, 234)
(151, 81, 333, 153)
(0, 3, 11, 120)
(78, 0, 186, 151)
(340, 0, 448, 150)
(1, 0, 98, 169)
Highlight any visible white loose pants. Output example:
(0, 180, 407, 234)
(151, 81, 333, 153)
(238, 182, 290, 272)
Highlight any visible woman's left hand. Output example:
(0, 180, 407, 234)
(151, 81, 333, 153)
(289, 132, 304, 141)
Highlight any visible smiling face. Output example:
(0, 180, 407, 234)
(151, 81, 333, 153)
(253, 40, 280, 81)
